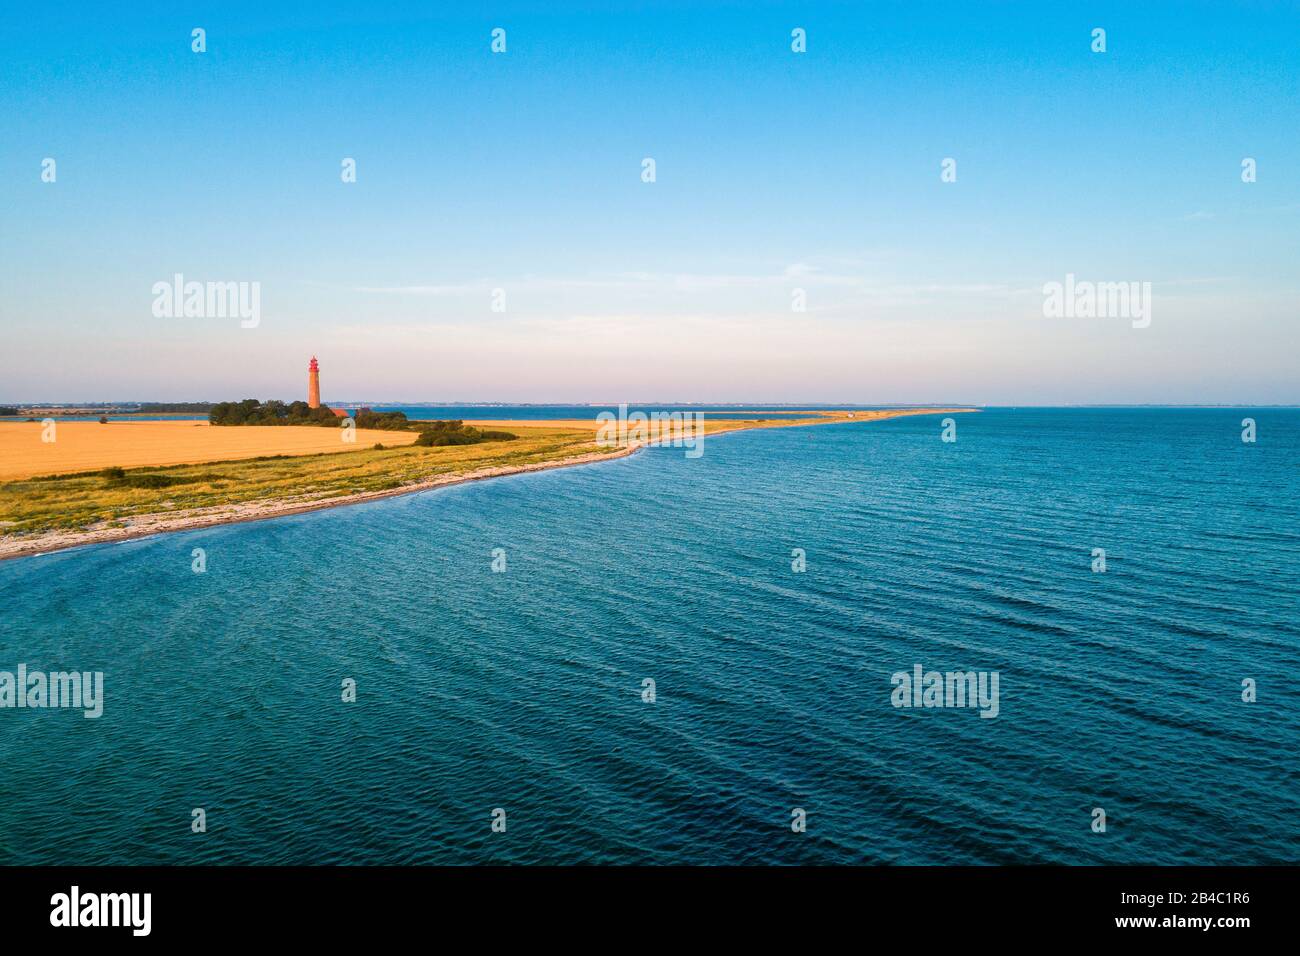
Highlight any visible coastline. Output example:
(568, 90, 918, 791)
(0, 443, 643, 562)
(0, 409, 974, 562)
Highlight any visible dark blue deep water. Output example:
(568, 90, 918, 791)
(1, 408, 1296, 864)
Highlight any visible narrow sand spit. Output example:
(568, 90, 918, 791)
(0, 409, 976, 561)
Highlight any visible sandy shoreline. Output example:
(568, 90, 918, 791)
(0, 443, 643, 563)
(0, 409, 974, 562)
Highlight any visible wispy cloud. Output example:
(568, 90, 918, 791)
(345, 267, 1034, 299)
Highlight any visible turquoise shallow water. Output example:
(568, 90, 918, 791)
(0, 408, 1296, 864)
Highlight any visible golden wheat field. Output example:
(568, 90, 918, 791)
(0, 420, 423, 480)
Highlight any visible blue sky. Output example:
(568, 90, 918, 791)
(1, 1, 1297, 404)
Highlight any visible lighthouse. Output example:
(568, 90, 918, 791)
(308, 356, 321, 408)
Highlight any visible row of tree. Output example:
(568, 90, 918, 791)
(209, 400, 344, 426)
(206, 403, 517, 446)
(210, 401, 418, 429)
(353, 408, 411, 430)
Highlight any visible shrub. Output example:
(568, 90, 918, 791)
(413, 421, 518, 447)
(119, 474, 181, 489)
(415, 430, 477, 447)
(101, 471, 210, 490)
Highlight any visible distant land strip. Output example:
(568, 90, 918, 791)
(0, 408, 974, 561)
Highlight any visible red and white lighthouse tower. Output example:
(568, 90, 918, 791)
(307, 356, 321, 408)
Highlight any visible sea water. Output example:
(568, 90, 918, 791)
(0, 408, 1296, 864)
